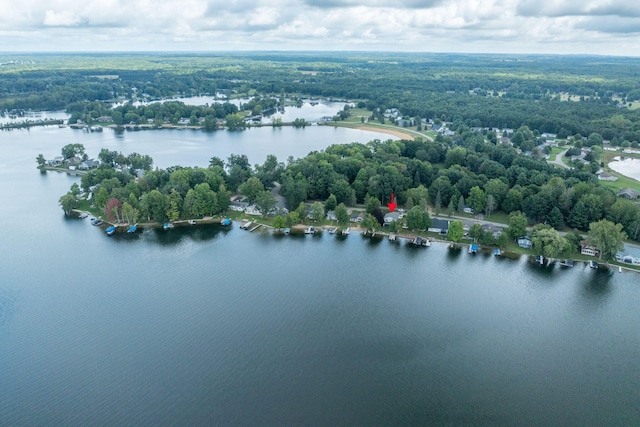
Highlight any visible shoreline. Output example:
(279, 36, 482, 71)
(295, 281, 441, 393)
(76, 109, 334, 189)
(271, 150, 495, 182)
(74, 209, 639, 274)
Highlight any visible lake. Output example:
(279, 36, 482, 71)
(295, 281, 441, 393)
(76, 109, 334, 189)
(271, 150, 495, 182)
(1, 126, 639, 426)
(609, 157, 640, 182)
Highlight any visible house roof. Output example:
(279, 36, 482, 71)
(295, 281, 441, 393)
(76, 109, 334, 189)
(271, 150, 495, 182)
(431, 218, 450, 230)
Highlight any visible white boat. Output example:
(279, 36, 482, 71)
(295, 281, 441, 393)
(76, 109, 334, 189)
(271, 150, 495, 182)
(78, 212, 88, 219)
(188, 220, 196, 225)
(341, 227, 350, 235)
(304, 226, 315, 235)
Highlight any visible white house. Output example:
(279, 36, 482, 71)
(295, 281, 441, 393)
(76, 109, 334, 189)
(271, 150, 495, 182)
(517, 236, 532, 249)
(383, 212, 401, 225)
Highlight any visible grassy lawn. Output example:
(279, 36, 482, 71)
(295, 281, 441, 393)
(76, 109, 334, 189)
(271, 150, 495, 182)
(548, 146, 565, 161)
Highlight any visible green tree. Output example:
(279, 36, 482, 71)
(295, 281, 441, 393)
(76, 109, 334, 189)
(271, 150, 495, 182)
(59, 192, 78, 215)
(361, 214, 379, 233)
(61, 143, 85, 160)
(121, 202, 139, 224)
(588, 219, 627, 261)
(70, 183, 81, 197)
(469, 223, 483, 242)
(406, 206, 426, 230)
(434, 190, 442, 215)
(239, 177, 265, 204)
(324, 194, 337, 213)
(546, 207, 564, 230)
(286, 211, 301, 227)
(255, 190, 277, 217)
(531, 225, 568, 260)
(36, 154, 46, 167)
(310, 201, 324, 222)
(335, 203, 349, 224)
(484, 194, 496, 218)
(448, 221, 464, 244)
(365, 196, 381, 214)
(507, 211, 528, 240)
(273, 215, 287, 230)
(457, 195, 465, 214)
(225, 113, 246, 131)
(468, 186, 485, 214)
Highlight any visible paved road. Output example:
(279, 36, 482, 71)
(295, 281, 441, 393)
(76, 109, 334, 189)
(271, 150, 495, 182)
(549, 148, 570, 169)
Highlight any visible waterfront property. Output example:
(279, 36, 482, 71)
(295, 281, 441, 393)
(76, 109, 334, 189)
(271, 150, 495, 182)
(517, 236, 533, 249)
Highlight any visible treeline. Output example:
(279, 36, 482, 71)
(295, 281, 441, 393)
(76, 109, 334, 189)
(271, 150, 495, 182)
(5, 53, 640, 143)
(61, 135, 640, 243)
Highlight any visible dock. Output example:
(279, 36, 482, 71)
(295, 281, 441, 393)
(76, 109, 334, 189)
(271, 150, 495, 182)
(249, 223, 262, 232)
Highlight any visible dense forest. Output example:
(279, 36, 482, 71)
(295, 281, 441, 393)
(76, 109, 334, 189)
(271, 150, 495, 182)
(4, 52, 640, 143)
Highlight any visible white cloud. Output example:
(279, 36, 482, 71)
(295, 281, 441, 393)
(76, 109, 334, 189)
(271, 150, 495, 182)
(0, 0, 637, 55)
(43, 10, 84, 27)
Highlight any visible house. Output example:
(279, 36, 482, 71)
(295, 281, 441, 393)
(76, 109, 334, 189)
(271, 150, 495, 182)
(517, 236, 533, 249)
(350, 212, 365, 223)
(326, 210, 337, 221)
(229, 201, 249, 212)
(383, 211, 401, 225)
(47, 156, 64, 166)
(617, 188, 640, 200)
(482, 224, 503, 238)
(580, 241, 599, 257)
(429, 218, 450, 235)
(78, 159, 100, 170)
(245, 205, 261, 216)
(597, 171, 618, 181)
(616, 245, 640, 265)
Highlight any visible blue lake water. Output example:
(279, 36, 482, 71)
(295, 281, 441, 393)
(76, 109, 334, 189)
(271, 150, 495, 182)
(1, 126, 639, 426)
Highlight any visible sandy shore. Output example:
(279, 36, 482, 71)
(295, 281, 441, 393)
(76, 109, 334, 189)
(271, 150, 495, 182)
(356, 125, 415, 140)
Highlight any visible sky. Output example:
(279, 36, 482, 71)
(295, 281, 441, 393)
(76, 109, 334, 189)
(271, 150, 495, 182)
(0, 0, 639, 56)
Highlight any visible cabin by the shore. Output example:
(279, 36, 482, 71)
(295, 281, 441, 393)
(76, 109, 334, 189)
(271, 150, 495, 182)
(580, 241, 599, 257)
(517, 236, 533, 249)
(429, 218, 450, 235)
(383, 211, 401, 226)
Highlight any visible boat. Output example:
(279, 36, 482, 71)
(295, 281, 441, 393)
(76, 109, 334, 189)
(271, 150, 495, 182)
(90, 218, 103, 226)
(105, 225, 116, 235)
(424, 238, 431, 247)
(163, 222, 174, 230)
(329, 227, 338, 234)
(304, 226, 315, 235)
(127, 224, 137, 234)
(559, 259, 574, 267)
(284, 227, 291, 234)
(469, 243, 478, 254)
(589, 260, 599, 269)
(240, 221, 252, 230)
(493, 248, 502, 256)
(188, 220, 196, 225)
(535, 255, 544, 264)
(389, 233, 396, 241)
(341, 227, 350, 235)
(411, 236, 423, 246)
(221, 218, 232, 226)
(78, 212, 88, 219)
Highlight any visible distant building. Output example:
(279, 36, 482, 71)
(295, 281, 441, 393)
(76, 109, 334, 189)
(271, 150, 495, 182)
(617, 188, 640, 200)
(597, 171, 618, 181)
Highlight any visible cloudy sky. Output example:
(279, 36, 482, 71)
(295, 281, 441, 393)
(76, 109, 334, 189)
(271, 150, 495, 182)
(0, 0, 639, 56)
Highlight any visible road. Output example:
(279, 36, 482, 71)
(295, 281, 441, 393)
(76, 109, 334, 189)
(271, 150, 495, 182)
(549, 147, 570, 169)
